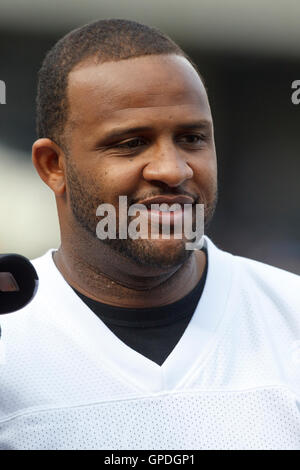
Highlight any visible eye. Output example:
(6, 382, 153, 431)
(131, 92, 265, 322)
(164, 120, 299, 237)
(177, 134, 206, 145)
(114, 137, 147, 149)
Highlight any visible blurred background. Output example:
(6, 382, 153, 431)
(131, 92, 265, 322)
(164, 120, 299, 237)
(0, 0, 299, 273)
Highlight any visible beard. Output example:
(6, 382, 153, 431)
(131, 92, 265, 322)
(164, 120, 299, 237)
(65, 158, 218, 269)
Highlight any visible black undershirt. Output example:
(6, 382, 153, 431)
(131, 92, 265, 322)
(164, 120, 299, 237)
(71, 248, 208, 366)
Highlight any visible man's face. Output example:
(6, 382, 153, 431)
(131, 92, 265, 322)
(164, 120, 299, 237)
(63, 54, 218, 268)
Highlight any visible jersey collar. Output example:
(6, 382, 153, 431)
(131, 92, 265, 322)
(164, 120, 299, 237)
(33, 235, 235, 394)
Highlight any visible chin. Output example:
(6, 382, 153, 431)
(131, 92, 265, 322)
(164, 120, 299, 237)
(104, 237, 193, 269)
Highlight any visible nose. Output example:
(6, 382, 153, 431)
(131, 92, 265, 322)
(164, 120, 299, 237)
(142, 141, 194, 187)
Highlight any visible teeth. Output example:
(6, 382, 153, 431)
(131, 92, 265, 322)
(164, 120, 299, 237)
(148, 203, 182, 212)
(149, 207, 175, 212)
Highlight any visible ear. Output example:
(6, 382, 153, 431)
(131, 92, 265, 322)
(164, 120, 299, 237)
(32, 138, 66, 196)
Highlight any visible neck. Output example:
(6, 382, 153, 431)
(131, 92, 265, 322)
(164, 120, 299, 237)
(53, 237, 206, 308)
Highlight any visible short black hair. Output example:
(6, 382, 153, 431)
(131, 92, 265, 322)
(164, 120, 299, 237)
(36, 18, 200, 149)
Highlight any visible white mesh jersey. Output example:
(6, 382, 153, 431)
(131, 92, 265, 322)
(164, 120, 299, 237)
(0, 236, 299, 450)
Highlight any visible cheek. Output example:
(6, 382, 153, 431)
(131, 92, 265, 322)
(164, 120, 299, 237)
(192, 154, 217, 191)
(89, 158, 141, 205)
(95, 159, 142, 201)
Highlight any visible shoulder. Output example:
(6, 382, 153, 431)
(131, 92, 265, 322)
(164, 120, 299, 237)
(0, 248, 58, 332)
(234, 252, 300, 301)
(30, 248, 56, 273)
(204, 235, 300, 311)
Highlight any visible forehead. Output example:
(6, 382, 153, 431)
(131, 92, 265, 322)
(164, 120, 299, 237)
(67, 54, 211, 131)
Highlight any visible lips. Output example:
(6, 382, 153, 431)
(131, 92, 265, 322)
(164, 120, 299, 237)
(132, 195, 195, 227)
(136, 195, 195, 208)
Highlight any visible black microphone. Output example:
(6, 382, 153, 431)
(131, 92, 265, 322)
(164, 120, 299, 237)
(0, 254, 39, 315)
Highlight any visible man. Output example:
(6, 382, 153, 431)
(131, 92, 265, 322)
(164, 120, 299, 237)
(0, 19, 299, 450)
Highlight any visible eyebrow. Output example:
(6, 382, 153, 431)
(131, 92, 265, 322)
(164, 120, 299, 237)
(99, 120, 212, 143)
